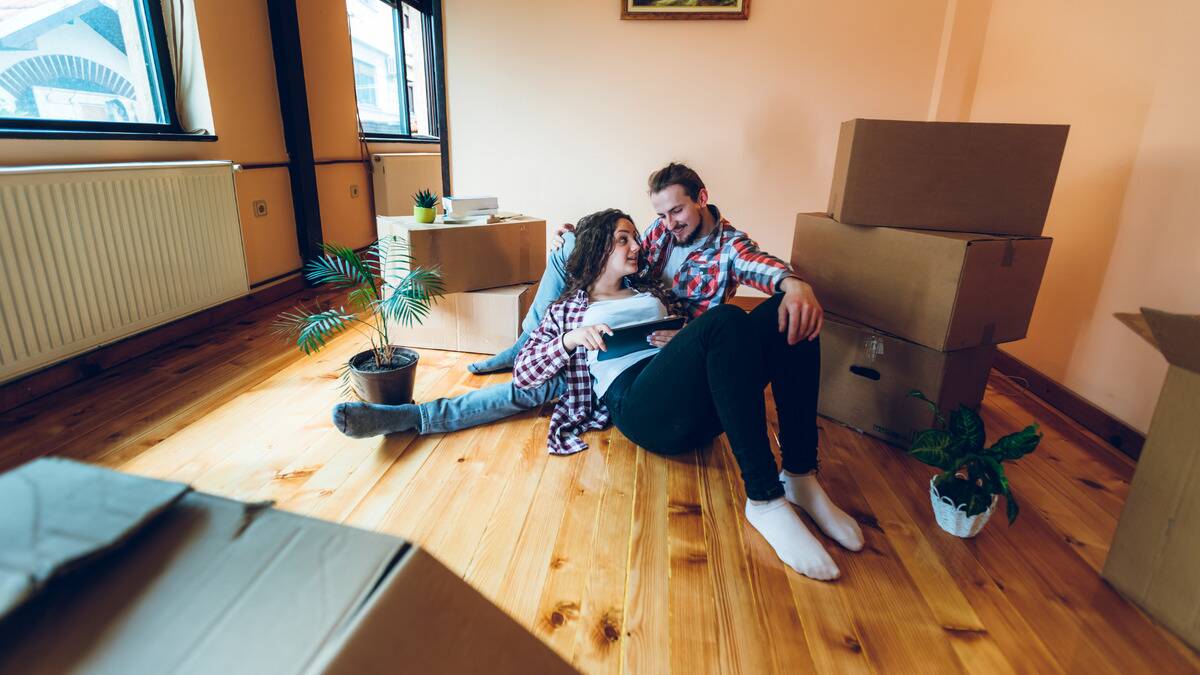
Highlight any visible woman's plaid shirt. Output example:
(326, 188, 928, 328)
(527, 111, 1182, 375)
(513, 289, 606, 455)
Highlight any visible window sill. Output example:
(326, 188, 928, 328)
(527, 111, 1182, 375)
(0, 129, 218, 142)
(361, 135, 441, 145)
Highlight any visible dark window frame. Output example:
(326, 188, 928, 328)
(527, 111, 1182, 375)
(354, 0, 443, 144)
(0, 0, 188, 139)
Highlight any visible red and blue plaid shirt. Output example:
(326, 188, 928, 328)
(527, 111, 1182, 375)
(514, 205, 796, 454)
(644, 205, 796, 319)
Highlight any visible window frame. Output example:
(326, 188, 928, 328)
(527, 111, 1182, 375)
(0, 0, 191, 139)
(353, 0, 443, 144)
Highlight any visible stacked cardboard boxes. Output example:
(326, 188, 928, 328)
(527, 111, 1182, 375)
(377, 214, 547, 354)
(791, 119, 1068, 444)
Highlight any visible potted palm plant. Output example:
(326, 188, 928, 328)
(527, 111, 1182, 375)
(907, 390, 1042, 538)
(274, 236, 444, 405)
(413, 188, 438, 224)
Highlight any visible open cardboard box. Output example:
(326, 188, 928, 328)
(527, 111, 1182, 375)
(1103, 309, 1200, 652)
(377, 215, 546, 294)
(828, 119, 1069, 237)
(792, 213, 1052, 351)
(0, 458, 576, 675)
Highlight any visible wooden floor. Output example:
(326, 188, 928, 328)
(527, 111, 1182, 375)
(2, 288, 1198, 675)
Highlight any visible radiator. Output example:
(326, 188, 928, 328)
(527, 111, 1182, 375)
(370, 152, 443, 216)
(0, 161, 249, 383)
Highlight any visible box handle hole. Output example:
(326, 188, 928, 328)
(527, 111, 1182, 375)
(849, 365, 881, 381)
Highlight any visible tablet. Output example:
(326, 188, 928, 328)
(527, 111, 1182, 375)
(597, 315, 685, 361)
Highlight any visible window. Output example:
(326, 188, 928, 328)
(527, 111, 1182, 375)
(353, 57, 376, 106)
(346, 0, 439, 140)
(0, 0, 182, 135)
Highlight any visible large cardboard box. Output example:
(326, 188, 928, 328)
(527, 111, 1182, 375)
(392, 283, 537, 354)
(828, 119, 1069, 236)
(377, 215, 546, 294)
(0, 458, 576, 675)
(819, 313, 995, 446)
(1103, 309, 1200, 652)
(792, 213, 1052, 351)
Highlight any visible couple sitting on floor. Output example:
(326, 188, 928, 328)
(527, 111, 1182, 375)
(334, 163, 863, 580)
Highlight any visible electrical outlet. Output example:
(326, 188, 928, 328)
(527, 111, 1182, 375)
(349, 184, 360, 198)
(252, 200, 268, 217)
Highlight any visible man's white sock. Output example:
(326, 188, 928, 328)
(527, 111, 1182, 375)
(781, 470, 865, 552)
(745, 497, 840, 581)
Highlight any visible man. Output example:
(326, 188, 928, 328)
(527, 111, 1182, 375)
(333, 162, 824, 440)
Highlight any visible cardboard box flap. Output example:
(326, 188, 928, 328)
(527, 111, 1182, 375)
(1139, 308, 1200, 374)
(0, 458, 188, 620)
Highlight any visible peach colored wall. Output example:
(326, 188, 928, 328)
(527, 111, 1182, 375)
(442, 0, 950, 266)
(968, 0, 1198, 432)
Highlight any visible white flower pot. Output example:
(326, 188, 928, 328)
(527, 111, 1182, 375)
(929, 477, 997, 538)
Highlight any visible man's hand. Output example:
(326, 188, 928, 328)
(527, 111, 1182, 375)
(564, 323, 612, 352)
(646, 329, 679, 348)
(778, 277, 823, 344)
(550, 223, 576, 250)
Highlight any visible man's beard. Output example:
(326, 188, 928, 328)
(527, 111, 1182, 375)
(677, 221, 702, 246)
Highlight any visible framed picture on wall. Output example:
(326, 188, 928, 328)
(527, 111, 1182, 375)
(621, 0, 750, 21)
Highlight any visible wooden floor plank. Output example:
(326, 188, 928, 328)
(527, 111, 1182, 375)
(666, 448, 722, 675)
(571, 429, 639, 675)
(532, 434, 610, 660)
(622, 447, 671, 675)
(697, 437, 775, 675)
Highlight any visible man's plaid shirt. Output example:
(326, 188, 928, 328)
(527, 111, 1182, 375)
(643, 205, 796, 318)
(514, 205, 796, 455)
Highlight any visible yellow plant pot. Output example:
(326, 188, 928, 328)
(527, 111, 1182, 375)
(413, 206, 436, 224)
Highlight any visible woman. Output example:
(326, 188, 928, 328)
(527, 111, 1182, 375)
(514, 209, 862, 581)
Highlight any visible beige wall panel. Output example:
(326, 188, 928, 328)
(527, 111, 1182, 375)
(236, 168, 301, 285)
(318, 163, 376, 250)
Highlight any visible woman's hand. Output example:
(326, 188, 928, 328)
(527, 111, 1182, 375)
(646, 329, 679, 348)
(563, 323, 613, 352)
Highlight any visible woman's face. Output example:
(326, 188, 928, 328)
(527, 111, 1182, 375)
(602, 218, 641, 280)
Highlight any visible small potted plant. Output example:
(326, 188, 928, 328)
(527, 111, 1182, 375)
(413, 188, 438, 224)
(273, 236, 444, 404)
(907, 390, 1042, 538)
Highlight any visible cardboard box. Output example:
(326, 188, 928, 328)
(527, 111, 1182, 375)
(828, 119, 1069, 236)
(791, 213, 1052, 351)
(1103, 309, 1200, 652)
(818, 313, 995, 446)
(377, 215, 546, 294)
(0, 458, 577, 675)
(392, 282, 537, 354)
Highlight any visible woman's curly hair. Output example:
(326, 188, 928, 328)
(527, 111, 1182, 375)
(557, 208, 686, 317)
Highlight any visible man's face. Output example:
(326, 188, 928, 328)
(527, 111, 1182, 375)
(650, 184, 708, 245)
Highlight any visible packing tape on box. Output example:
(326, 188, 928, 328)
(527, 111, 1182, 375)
(1001, 240, 1016, 268)
(520, 224, 531, 280)
(981, 322, 996, 345)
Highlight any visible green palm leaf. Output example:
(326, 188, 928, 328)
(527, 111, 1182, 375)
(286, 307, 358, 355)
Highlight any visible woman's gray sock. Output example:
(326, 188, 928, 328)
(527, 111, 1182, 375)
(332, 402, 422, 438)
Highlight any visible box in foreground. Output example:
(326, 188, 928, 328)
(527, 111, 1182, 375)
(0, 458, 576, 675)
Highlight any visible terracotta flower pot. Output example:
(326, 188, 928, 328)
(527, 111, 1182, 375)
(413, 206, 436, 224)
(929, 477, 997, 538)
(347, 347, 419, 405)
